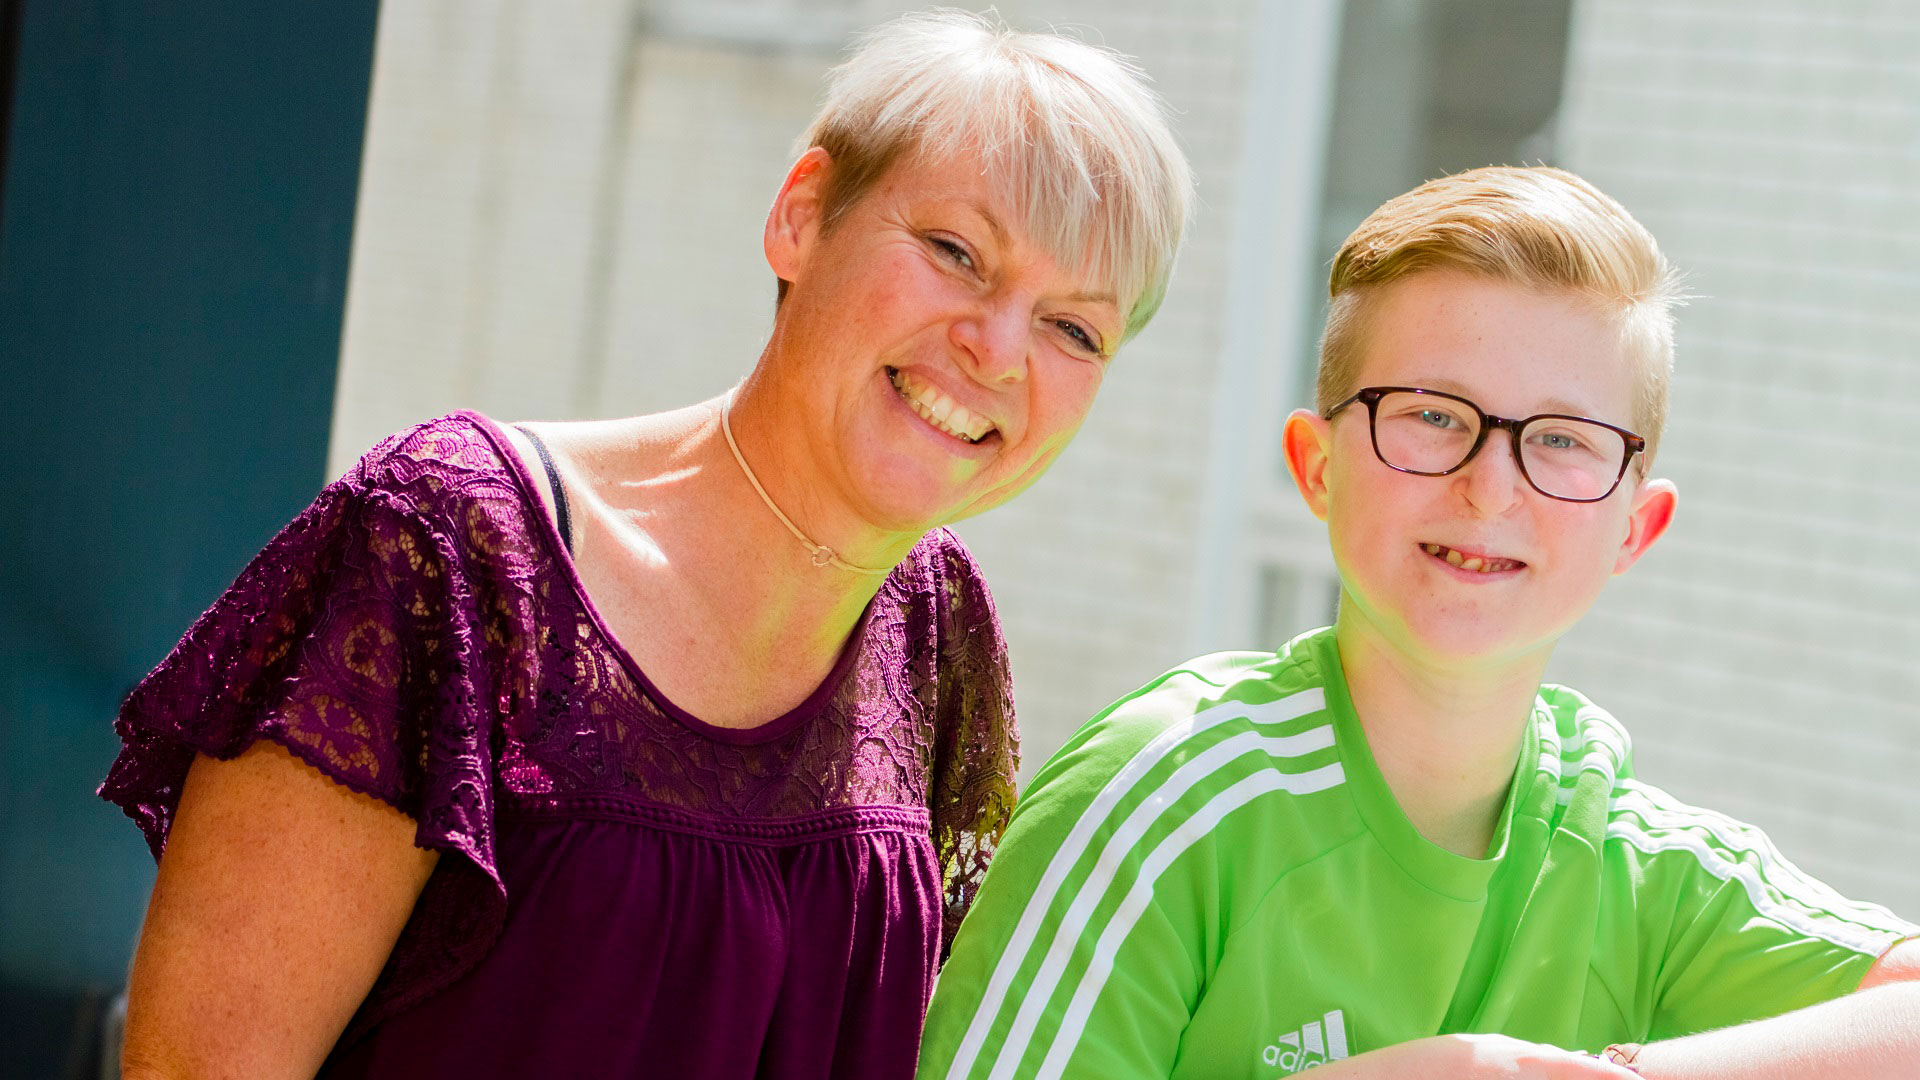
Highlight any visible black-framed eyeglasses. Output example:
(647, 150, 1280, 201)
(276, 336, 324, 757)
(1323, 386, 1647, 503)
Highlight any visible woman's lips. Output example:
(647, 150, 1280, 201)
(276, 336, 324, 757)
(886, 366, 997, 444)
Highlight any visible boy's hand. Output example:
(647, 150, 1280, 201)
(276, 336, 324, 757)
(1296, 1033, 1641, 1078)
(1441, 1033, 1643, 1078)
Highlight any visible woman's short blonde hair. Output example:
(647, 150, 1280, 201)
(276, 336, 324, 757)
(1317, 166, 1685, 463)
(792, 8, 1194, 344)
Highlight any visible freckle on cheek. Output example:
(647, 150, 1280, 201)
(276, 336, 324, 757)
(867, 278, 903, 311)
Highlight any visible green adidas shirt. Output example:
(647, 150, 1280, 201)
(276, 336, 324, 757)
(919, 628, 1916, 1080)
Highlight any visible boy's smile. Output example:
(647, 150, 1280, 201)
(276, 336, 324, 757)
(1285, 269, 1678, 669)
(1418, 542, 1526, 577)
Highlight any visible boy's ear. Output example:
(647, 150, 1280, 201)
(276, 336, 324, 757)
(1283, 409, 1335, 523)
(1613, 476, 1678, 575)
(765, 146, 834, 284)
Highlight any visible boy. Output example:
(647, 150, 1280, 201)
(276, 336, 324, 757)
(916, 167, 1920, 1079)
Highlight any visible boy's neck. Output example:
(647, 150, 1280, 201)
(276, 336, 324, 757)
(1333, 616, 1552, 859)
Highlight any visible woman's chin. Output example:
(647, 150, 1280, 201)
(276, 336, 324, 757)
(845, 475, 970, 536)
(837, 433, 997, 534)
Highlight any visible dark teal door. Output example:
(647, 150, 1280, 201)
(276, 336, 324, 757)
(0, 1, 378, 1072)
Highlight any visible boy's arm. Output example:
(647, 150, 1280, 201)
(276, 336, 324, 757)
(917, 691, 1210, 1080)
(1281, 945, 1920, 1080)
(1625, 939, 1920, 1078)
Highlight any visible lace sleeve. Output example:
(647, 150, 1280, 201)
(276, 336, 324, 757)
(927, 530, 1020, 959)
(98, 428, 509, 1039)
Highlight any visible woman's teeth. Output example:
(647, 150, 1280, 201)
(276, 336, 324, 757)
(1421, 543, 1523, 574)
(889, 368, 994, 443)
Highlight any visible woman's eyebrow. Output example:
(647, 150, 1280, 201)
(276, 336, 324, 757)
(955, 202, 1118, 308)
(964, 201, 1010, 248)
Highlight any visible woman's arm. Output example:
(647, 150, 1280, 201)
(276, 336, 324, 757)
(120, 743, 438, 1080)
(1626, 940, 1920, 1079)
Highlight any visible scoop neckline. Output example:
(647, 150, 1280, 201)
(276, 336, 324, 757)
(456, 408, 887, 746)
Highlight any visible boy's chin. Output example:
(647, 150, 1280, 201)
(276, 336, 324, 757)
(1379, 610, 1563, 670)
(1338, 579, 1587, 670)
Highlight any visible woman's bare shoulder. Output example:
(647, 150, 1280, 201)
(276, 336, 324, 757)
(507, 403, 715, 474)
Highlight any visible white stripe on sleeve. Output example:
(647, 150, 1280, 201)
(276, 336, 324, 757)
(944, 686, 1328, 1080)
(1033, 764, 1347, 1080)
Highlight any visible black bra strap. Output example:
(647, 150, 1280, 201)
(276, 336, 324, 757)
(515, 426, 574, 556)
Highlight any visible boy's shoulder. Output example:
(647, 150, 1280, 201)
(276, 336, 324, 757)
(1532, 681, 1637, 786)
(1074, 629, 1340, 759)
(1529, 682, 1917, 954)
(1013, 630, 1350, 844)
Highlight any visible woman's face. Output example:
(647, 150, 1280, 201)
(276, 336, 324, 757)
(762, 147, 1128, 535)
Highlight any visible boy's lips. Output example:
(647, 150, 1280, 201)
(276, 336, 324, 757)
(1419, 542, 1527, 574)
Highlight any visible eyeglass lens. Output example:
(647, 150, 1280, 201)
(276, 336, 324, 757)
(1371, 391, 1628, 501)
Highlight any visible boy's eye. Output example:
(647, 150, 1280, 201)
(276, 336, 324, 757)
(1531, 427, 1595, 454)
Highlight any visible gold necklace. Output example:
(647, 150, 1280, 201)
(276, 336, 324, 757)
(719, 391, 894, 577)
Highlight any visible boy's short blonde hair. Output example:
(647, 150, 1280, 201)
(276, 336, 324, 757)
(1316, 166, 1684, 462)
(789, 9, 1194, 343)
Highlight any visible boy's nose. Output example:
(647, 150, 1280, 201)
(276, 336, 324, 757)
(1454, 433, 1528, 516)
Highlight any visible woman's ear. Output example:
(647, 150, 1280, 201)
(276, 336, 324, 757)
(765, 147, 834, 285)
(1282, 409, 1335, 523)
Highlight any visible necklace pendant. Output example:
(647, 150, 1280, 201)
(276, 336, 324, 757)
(810, 547, 836, 568)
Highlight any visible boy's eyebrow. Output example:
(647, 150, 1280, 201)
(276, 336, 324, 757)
(1418, 377, 1598, 419)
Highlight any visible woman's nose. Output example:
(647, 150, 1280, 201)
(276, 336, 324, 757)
(950, 299, 1030, 384)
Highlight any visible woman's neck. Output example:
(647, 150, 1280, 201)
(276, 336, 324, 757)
(570, 379, 926, 718)
(1333, 611, 1550, 858)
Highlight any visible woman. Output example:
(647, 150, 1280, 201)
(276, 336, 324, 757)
(101, 11, 1192, 1079)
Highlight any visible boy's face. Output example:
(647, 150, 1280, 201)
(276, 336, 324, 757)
(1284, 269, 1677, 669)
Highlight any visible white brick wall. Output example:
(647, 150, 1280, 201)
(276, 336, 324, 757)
(1551, 0, 1920, 914)
(945, 0, 1277, 769)
(332, 0, 1920, 920)
(331, 0, 1290, 773)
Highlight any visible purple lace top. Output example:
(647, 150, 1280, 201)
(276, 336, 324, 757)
(99, 411, 1019, 1078)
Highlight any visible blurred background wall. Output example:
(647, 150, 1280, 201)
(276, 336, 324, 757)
(333, 0, 1920, 915)
(2, 0, 1915, 1073)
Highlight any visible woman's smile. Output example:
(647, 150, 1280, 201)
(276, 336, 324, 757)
(886, 365, 1000, 445)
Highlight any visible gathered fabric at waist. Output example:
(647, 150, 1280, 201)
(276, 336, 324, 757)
(324, 800, 944, 1080)
(499, 789, 933, 844)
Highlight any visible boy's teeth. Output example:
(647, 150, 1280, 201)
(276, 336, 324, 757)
(1424, 543, 1519, 574)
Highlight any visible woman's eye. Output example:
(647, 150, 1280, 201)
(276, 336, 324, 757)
(1417, 409, 1457, 428)
(1055, 319, 1100, 354)
(931, 236, 974, 270)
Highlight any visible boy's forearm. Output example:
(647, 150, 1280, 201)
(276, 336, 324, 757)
(1635, 982, 1920, 1079)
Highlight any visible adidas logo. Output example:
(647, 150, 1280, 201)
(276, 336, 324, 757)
(1260, 1009, 1350, 1074)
